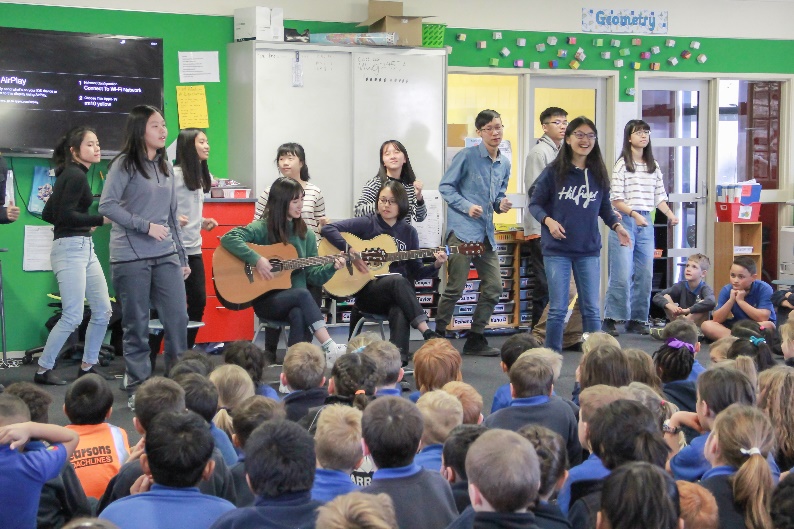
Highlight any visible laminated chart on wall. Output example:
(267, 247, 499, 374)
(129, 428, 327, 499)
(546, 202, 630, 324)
(23, 225, 54, 271)
(175, 85, 210, 128)
(414, 190, 443, 248)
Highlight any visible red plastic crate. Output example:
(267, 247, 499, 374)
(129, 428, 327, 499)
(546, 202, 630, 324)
(715, 202, 760, 222)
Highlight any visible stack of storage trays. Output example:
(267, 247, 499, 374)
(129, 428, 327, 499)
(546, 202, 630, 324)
(335, 297, 356, 325)
(415, 256, 439, 320)
(518, 244, 534, 325)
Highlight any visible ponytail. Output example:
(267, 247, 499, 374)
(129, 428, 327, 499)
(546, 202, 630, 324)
(212, 408, 234, 442)
(52, 126, 96, 176)
(733, 451, 774, 529)
(331, 354, 379, 413)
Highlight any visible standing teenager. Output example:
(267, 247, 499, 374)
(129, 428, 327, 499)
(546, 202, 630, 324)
(36, 126, 112, 385)
(528, 117, 630, 352)
(99, 105, 189, 408)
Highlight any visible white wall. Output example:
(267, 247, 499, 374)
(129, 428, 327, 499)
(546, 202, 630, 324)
(9, 0, 794, 40)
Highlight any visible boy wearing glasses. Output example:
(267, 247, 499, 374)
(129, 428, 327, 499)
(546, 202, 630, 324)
(524, 107, 567, 327)
(436, 109, 512, 356)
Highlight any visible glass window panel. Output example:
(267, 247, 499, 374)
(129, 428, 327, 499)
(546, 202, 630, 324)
(652, 146, 699, 195)
(641, 90, 699, 139)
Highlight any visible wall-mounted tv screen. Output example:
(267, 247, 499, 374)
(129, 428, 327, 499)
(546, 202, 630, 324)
(0, 27, 163, 156)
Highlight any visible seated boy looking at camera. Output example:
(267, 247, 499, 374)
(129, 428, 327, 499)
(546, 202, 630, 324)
(701, 256, 776, 341)
(651, 253, 715, 328)
(311, 404, 363, 502)
(281, 343, 329, 422)
(99, 411, 235, 529)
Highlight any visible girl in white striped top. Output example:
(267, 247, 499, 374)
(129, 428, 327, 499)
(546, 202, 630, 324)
(603, 120, 679, 336)
(354, 139, 427, 224)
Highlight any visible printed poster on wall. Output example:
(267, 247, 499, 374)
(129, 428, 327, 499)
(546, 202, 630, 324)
(582, 9, 668, 34)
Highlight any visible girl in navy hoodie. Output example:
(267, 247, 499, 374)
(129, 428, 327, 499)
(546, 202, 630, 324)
(528, 116, 630, 352)
(322, 180, 446, 364)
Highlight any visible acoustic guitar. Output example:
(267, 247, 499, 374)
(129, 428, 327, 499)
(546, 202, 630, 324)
(212, 243, 353, 310)
(318, 233, 486, 297)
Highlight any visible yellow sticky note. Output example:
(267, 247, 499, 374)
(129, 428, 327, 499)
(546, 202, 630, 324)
(176, 85, 209, 128)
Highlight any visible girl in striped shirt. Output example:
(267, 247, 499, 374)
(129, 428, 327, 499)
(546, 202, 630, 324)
(354, 140, 427, 224)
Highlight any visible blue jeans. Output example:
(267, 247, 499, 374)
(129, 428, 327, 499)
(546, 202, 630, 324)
(544, 255, 602, 352)
(604, 211, 654, 322)
(39, 237, 112, 370)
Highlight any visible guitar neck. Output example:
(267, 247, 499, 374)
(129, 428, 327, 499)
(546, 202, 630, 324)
(382, 246, 461, 262)
(276, 254, 341, 271)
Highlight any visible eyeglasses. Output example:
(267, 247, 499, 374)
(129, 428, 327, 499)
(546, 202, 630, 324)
(571, 131, 597, 141)
(479, 125, 505, 134)
(544, 120, 568, 127)
(632, 130, 651, 137)
(378, 198, 398, 206)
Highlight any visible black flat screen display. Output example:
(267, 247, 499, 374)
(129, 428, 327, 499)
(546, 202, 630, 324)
(0, 27, 163, 156)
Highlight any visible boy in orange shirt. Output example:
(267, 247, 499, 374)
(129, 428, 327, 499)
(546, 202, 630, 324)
(64, 373, 130, 499)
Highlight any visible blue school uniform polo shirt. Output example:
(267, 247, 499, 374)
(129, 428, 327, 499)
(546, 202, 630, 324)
(414, 444, 444, 472)
(686, 359, 706, 383)
(716, 280, 776, 323)
(557, 453, 610, 515)
(671, 432, 781, 482)
(375, 387, 402, 397)
(311, 468, 359, 503)
(210, 423, 238, 467)
(491, 382, 512, 413)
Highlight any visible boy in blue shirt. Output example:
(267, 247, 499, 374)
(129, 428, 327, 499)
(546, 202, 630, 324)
(491, 333, 541, 413)
(0, 393, 79, 529)
(651, 253, 716, 329)
(311, 405, 362, 502)
(702, 256, 776, 341)
(415, 390, 464, 472)
(441, 424, 488, 513)
(100, 411, 235, 529)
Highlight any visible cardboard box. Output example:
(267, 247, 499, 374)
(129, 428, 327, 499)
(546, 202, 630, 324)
(357, 0, 430, 46)
(447, 124, 468, 147)
(234, 7, 284, 42)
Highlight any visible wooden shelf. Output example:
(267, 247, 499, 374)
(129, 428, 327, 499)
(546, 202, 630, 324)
(713, 222, 763, 291)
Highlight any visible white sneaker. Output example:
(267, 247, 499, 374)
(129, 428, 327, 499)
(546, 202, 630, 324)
(326, 343, 347, 367)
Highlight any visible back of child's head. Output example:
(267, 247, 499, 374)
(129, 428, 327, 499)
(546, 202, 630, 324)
(362, 396, 423, 469)
(245, 419, 316, 497)
(516, 424, 568, 500)
(599, 462, 680, 529)
(519, 347, 563, 382)
(413, 338, 462, 393)
(145, 410, 213, 488)
(63, 374, 113, 425)
(758, 366, 794, 475)
(733, 255, 757, 275)
(315, 404, 363, 472)
(589, 399, 669, 470)
(781, 322, 794, 348)
(771, 472, 794, 529)
(579, 385, 634, 423)
(174, 373, 219, 424)
(135, 377, 186, 432)
(676, 480, 718, 529)
(6, 381, 53, 423)
(499, 333, 541, 370)
(416, 390, 463, 446)
(713, 356, 759, 390)
(209, 364, 255, 438)
(362, 340, 402, 386)
(62, 519, 120, 529)
(223, 340, 267, 386)
(283, 342, 326, 390)
(509, 354, 554, 398)
(331, 352, 379, 410)
(662, 318, 699, 347)
(624, 381, 679, 430)
(465, 429, 540, 512)
(581, 331, 620, 355)
(709, 335, 739, 363)
(688, 252, 711, 272)
(0, 393, 31, 426)
(173, 350, 215, 376)
(442, 424, 488, 482)
(347, 331, 381, 354)
(580, 344, 632, 390)
(169, 358, 211, 379)
(710, 404, 775, 529)
(232, 395, 285, 449)
(653, 340, 696, 383)
(698, 366, 756, 417)
(442, 381, 483, 425)
(315, 491, 398, 529)
(728, 321, 776, 372)
(623, 348, 663, 394)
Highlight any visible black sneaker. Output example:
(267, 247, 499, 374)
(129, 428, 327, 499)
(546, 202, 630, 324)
(77, 365, 116, 381)
(33, 370, 67, 386)
(462, 332, 499, 357)
(601, 319, 619, 336)
(422, 329, 443, 340)
(625, 320, 650, 335)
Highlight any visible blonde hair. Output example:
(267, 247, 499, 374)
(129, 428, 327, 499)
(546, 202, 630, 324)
(709, 336, 739, 363)
(315, 492, 398, 529)
(209, 364, 255, 441)
(579, 385, 632, 423)
(624, 381, 679, 430)
(519, 348, 563, 382)
(780, 322, 794, 346)
(624, 348, 663, 395)
(413, 339, 462, 393)
(758, 366, 794, 470)
(676, 481, 718, 529)
(315, 405, 363, 472)
(362, 341, 402, 386)
(416, 390, 463, 445)
(581, 332, 620, 355)
(711, 404, 776, 529)
(283, 342, 326, 390)
(347, 332, 381, 354)
(687, 253, 711, 272)
(713, 356, 758, 392)
(442, 381, 484, 425)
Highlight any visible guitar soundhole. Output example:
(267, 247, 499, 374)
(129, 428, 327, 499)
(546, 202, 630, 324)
(269, 259, 283, 272)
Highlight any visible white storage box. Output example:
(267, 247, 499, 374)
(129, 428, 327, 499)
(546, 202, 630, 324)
(234, 7, 284, 42)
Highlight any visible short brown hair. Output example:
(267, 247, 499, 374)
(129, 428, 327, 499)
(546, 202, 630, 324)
(413, 339, 462, 393)
(232, 395, 285, 448)
(579, 385, 632, 423)
(709, 335, 739, 362)
(676, 481, 718, 529)
(520, 348, 563, 382)
(315, 405, 363, 471)
(362, 340, 402, 386)
(687, 253, 711, 272)
(624, 348, 663, 394)
(442, 381, 483, 425)
(6, 382, 53, 423)
(362, 397, 423, 469)
(466, 429, 540, 512)
(316, 491, 398, 529)
(580, 344, 632, 390)
(417, 390, 464, 445)
(283, 342, 326, 390)
(509, 354, 554, 398)
(581, 332, 620, 355)
(135, 377, 186, 432)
